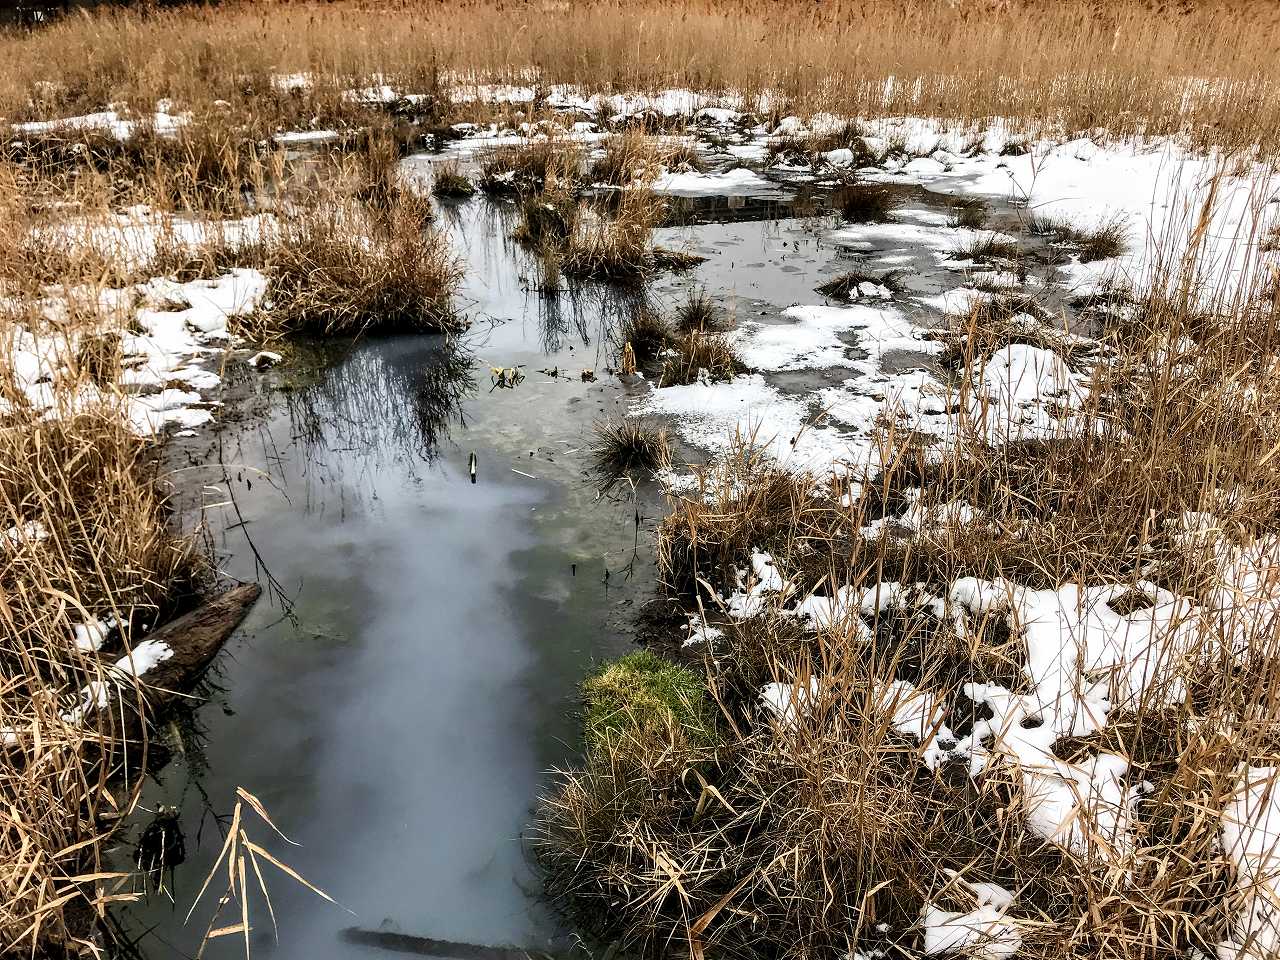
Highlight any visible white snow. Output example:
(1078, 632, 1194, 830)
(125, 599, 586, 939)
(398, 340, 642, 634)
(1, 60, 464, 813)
(113, 639, 174, 678)
(920, 880, 1021, 959)
(682, 614, 724, 648)
(3, 520, 49, 549)
(724, 549, 795, 618)
(12, 106, 191, 140)
(875, 678, 958, 770)
(760, 676, 821, 728)
(637, 373, 858, 475)
(653, 167, 776, 196)
(3, 267, 270, 437)
(72, 617, 115, 653)
(37, 206, 276, 275)
(1219, 766, 1280, 959)
(273, 129, 340, 144)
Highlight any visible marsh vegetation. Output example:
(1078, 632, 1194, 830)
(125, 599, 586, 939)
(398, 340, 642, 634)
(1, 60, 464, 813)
(4, 2, 1280, 959)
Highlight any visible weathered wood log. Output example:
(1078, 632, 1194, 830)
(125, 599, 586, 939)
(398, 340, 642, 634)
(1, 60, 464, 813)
(133, 581, 262, 711)
(81, 582, 264, 760)
(340, 928, 568, 960)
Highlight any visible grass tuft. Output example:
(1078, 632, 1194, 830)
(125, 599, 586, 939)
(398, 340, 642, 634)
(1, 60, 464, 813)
(267, 200, 463, 335)
(589, 131, 665, 186)
(580, 650, 718, 752)
(661, 330, 745, 386)
(560, 190, 668, 281)
(948, 195, 990, 229)
(954, 232, 1021, 263)
(1030, 212, 1130, 262)
(431, 161, 475, 199)
(479, 140, 581, 195)
(619, 307, 672, 362)
(673, 286, 722, 332)
(588, 419, 672, 492)
(513, 188, 580, 247)
(835, 183, 903, 223)
(816, 268, 902, 301)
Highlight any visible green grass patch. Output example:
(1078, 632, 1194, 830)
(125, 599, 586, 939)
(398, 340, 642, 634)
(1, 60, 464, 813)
(581, 650, 718, 752)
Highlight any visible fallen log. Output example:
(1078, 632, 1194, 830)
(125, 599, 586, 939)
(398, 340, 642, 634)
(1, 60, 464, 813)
(340, 928, 571, 960)
(130, 581, 262, 710)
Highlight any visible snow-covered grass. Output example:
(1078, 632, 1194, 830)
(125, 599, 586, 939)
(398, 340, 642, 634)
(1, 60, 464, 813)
(534, 118, 1280, 960)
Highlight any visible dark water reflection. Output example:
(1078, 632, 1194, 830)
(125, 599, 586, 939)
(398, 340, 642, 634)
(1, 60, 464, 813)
(121, 201, 659, 959)
(121, 168, 1024, 959)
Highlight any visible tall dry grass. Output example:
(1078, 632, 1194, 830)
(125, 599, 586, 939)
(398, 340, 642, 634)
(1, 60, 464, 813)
(534, 188, 1280, 957)
(2, 1, 1280, 152)
(0, 361, 204, 952)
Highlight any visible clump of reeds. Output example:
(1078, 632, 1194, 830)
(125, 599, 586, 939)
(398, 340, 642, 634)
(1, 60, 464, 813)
(145, 229, 273, 283)
(0, 383, 204, 952)
(619, 307, 672, 363)
(267, 197, 464, 335)
(478, 140, 581, 195)
(347, 128, 435, 225)
(934, 294, 1089, 369)
(2, 117, 278, 213)
(662, 140, 705, 172)
(1030, 212, 1130, 262)
(835, 182, 903, 224)
(766, 121, 874, 168)
(2, 0, 1280, 159)
(560, 189, 668, 281)
(660, 330, 745, 386)
(948, 195, 989, 229)
(954, 232, 1021, 263)
(513, 185, 580, 247)
(816, 268, 902, 301)
(588, 418, 672, 492)
(431, 160, 475, 198)
(589, 130, 666, 186)
(673, 286, 722, 331)
(654, 445, 842, 596)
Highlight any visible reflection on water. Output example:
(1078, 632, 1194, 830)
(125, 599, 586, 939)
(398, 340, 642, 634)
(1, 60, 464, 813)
(281, 339, 475, 483)
(122, 196, 660, 958)
(122, 171, 996, 959)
